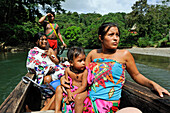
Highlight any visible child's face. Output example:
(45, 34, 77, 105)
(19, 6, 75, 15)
(72, 53, 86, 71)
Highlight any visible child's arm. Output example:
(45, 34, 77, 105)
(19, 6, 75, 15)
(72, 69, 88, 95)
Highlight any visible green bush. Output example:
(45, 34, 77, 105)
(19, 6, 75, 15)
(137, 37, 149, 47)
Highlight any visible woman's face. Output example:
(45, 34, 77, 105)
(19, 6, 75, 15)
(37, 35, 47, 49)
(100, 26, 120, 50)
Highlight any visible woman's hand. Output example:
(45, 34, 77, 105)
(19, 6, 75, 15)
(152, 81, 170, 97)
(45, 48, 59, 64)
(60, 76, 70, 89)
(64, 96, 69, 104)
(45, 48, 53, 56)
(47, 66, 53, 74)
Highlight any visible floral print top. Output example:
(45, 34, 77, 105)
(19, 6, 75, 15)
(26, 47, 65, 85)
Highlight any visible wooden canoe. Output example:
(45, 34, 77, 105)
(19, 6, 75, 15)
(0, 73, 170, 113)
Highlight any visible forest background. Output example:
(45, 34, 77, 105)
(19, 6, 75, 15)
(0, 0, 170, 50)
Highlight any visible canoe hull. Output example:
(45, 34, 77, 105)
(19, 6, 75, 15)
(0, 73, 170, 113)
(119, 81, 170, 113)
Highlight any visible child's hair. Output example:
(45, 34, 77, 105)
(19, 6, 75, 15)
(33, 32, 46, 43)
(67, 47, 85, 62)
(98, 22, 120, 40)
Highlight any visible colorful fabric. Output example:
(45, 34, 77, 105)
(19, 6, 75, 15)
(47, 39, 58, 50)
(83, 97, 120, 113)
(62, 76, 78, 113)
(61, 58, 125, 113)
(26, 47, 65, 85)
(83, 58, 126, 113)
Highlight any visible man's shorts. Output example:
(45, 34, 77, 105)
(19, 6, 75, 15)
(47, 39, 58, 50)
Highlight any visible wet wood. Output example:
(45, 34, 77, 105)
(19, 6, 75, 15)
(119, 80, 170, 113)
(0, 73, 34, 113)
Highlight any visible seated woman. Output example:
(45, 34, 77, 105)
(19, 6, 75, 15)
(82, 22, 170, 113)
(26, 32, 65, 85)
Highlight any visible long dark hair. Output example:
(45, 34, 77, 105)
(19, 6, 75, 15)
(33, 32, 46, 43)
(98, 22, 120, 40)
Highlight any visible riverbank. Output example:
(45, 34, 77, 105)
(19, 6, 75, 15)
(1, 45, 170, 58)
(127, 47, 170, 57)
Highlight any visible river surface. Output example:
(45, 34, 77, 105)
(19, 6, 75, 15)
(0, 50, 170, 105)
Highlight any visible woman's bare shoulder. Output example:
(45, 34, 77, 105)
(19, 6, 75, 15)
(118, 49, 134, 62)
(118, 49, 131, 56)
(89, 49, 98, 54)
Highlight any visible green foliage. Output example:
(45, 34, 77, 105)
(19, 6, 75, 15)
(1, 0, 170, 49)
(125, 0, 170, 47)
(64, 26, 81, 47)
(1, 22, 41, 46)
(137, 37, 149, 47)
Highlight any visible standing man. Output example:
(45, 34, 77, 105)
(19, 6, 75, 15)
(39, 12, 66, 55)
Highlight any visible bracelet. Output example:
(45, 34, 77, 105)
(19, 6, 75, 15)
(62, 41, 65, 44)
(51, 55, 56, 59)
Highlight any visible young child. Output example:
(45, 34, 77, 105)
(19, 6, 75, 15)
(55, 47, 88, 113)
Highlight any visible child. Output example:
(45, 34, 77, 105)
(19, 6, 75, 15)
(55, 47, 88, 113)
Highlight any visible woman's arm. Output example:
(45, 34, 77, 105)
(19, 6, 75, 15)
(65, 68, 71, 93)
(64, 68, 75, 102)
(60, 76, 70, 89)
(85, 49, 95, 67)
(125, 50, 170, 97)
(45, 48, 59, 65)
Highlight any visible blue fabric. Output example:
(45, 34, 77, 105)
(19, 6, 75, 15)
(88, 58, 126, 101)
(50, 80, 61, 90)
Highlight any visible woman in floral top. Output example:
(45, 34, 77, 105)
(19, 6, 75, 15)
(26, 32, 65, 85)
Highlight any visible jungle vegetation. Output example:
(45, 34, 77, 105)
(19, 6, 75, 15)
(0, 0, 170, 49)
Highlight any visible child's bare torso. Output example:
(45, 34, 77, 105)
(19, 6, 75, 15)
(67, 69, 85, 88)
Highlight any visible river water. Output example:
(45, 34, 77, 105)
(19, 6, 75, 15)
(0, 50, 170, 105)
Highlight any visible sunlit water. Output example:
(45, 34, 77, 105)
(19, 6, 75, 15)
(0, 50, 169, 105)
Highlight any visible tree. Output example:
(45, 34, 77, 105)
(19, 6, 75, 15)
(64, 26, 81, 47)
